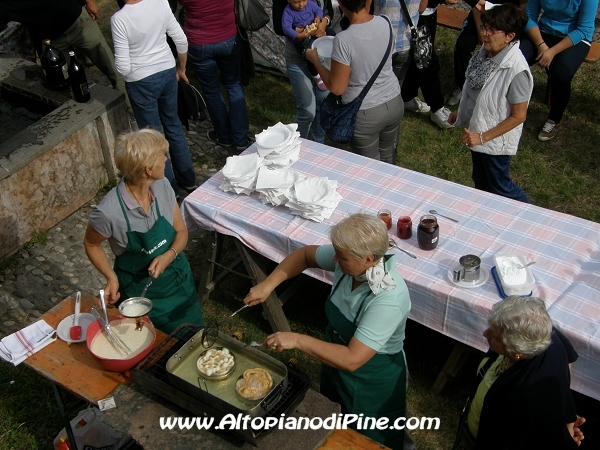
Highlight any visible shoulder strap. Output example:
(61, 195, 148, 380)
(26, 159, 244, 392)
(399, 0, 416, 30)
(357, 15, 393, 100)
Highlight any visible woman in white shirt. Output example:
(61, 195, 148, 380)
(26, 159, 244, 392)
(111, 0, 196, 194)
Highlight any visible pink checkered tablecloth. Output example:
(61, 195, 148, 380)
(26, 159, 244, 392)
(181, 139, 600, 401)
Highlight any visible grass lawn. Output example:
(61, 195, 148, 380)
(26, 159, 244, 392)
(1, 1, 599, 449)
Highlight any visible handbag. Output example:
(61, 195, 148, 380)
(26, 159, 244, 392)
(235, 0, 270, 31)
(320, 16, 393, 144)
(399, 0, 432, 69)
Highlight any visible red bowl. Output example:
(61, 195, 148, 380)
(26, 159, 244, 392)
(86, 316, 156, 372)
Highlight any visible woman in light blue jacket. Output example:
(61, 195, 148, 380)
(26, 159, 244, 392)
(519, 0, 598, 141)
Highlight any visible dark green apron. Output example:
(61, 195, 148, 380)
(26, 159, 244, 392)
(320, 275, 406, 449)
(113, 187, 203, 334)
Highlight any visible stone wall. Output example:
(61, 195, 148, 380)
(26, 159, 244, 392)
(0, 58, 128, 259)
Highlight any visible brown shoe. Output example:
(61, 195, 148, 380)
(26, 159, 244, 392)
(538, 120, 558, 141)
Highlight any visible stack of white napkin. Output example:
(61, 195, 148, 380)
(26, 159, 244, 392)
(286, 177, 342, 222)
(255, 122, 301, 168)
(218, 122, 343, 222)
(255, 166, 306, 206)
(220, 153, 264, 195)
(0, 320, 56, 365)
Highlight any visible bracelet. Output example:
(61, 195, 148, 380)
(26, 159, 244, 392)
(169, 247, 178, 259)
(479, 132, 484, 145)
(538, 41, 546, 47)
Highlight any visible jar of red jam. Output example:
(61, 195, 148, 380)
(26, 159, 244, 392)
(417, 215, 439, 250)
(397, 216, 412, 239)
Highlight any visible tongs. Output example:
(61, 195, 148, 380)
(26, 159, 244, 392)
(91, 307, 131, 357)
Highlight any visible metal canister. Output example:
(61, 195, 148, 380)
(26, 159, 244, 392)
(453, 254, 481, 282)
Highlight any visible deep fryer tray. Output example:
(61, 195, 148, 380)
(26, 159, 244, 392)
(165, 328, 288, 418)
(132, 324, 310, 445)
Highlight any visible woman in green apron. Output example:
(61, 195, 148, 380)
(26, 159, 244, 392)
(84, 129, 203, 334)
(244, 214, 411, 449)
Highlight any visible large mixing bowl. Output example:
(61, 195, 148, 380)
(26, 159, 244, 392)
(86, 316, 156, 372)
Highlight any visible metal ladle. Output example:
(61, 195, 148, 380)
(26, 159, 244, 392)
(429, 209, 459, 223)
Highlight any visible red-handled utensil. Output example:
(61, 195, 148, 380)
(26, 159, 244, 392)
(70, 291, 82, 340)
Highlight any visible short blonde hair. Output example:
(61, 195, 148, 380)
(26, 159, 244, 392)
(331, 214, 389, 261)
(114, 128, 169, 184)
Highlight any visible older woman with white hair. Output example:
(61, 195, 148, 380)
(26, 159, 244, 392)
(453, 296, 584, 450)
(84, 129, 204, 334)
(244, 214, 411, 448)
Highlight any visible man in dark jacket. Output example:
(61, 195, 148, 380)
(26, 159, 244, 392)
(0, 0, 128, 105)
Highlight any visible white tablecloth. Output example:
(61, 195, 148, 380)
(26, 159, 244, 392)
(182, 139, 600, 401)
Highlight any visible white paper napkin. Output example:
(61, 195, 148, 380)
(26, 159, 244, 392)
(287, 177, 343, 222)
(220, 153, 263, 195)
(0, 320, 56, 365)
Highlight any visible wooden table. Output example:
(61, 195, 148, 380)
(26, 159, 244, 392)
(181, 139, 600, 401)
(23, 297, 388, 450)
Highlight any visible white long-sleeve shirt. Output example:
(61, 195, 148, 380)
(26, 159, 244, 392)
(110, 0, 188, 82)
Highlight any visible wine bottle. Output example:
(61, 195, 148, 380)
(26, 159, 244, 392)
(40, 40, 69, 90)
(67, 50, 91, 103)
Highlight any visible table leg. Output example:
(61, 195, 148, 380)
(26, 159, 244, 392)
(52, 382, 79, 450)
(431, 342, 473, 395)
(235, 239, 291, 332)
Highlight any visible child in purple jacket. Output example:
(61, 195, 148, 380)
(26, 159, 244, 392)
(282, 0, 327, 90)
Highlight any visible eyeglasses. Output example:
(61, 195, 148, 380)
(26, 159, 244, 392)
(479, 25, 504, 36)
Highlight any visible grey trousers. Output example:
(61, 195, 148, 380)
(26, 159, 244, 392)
(52, 7, 130, 109)
(350, 94, 404, 165)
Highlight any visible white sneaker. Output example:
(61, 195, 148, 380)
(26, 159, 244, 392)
(447, 88, 462, 106)
(430, 107, 453, 129)
(404, 97, 431, 113)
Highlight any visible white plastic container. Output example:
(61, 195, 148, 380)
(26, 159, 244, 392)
(493, 253, 535, 296)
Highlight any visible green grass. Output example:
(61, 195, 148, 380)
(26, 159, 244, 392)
(22, 231, 49, 250)
(0, 364, 85, 450)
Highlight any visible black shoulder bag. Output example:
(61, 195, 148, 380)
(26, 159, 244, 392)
(320, 16, 393, 144)
(399, 0, 432, 69)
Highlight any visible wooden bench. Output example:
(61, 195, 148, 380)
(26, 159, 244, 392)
(436, 5, 600, 63)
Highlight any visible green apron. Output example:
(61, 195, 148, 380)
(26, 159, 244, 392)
(113, 187, 204, 334)
(320, 275, 406, 449)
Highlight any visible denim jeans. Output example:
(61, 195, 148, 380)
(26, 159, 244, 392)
(286, 57, 328, 143)
(470, 151, 530, 203)
(188, 35, 249, 147)
(126, 67, 196, 192)
(520, 33, 589, 124)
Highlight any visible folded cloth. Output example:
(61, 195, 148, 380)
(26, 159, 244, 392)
(0, 320, 56, 366)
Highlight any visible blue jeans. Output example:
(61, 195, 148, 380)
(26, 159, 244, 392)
(286, 57, 327, 143)
(188, 35, 249, 146)
(471, 151, 530, 203)
(520, 33, 589, 124)
(126, 67, 196, 191)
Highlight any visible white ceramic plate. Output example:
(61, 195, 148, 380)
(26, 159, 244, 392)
(312, 36, 334, 70)
(56, 313, 96, 343)
(256, 128, 291, 149)
(446, 266, 490, 289)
